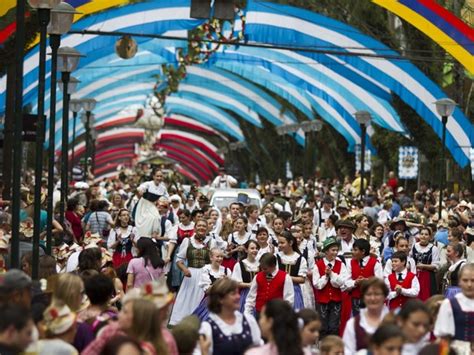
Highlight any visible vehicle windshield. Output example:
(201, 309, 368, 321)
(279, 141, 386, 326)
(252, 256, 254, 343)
(212, 196, 261, 209)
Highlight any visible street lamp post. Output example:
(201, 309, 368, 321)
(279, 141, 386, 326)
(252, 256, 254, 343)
(57, 47, 83, 226)
(28, 0, 60, 279)
(355, 111, 372, 200)
(300, 120, 323, 179)
(434, 98, 457, 221)
(46, 1, 77, 256)
(69, 99, 84, 181)
(90, 129, 98, 176)
(81, 99, 97, 181)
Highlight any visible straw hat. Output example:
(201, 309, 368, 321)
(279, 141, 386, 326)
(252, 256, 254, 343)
(83, 232, 103, 246)
(43, 304, 77, 335)
(101, 248, 113, 267)
(140, 278, 174, 309)
(19, 219, 34, 239)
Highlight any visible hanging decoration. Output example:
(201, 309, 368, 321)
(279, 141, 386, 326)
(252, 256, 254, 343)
(155, 7, 246, 107)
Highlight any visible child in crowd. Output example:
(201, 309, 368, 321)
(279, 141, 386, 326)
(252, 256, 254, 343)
(345, 239, 383, 316)
(398, 300, 431, 354)
(383, 236, 416, 276)
(254, 227, 274, 261)
(297, 308, 321, 353)
(244, 253, 294, 316)
(276, 231, 307, 310)
(193, 248, 231, 321)
(319, 335, 344, 355)
(385, 251, 420, 310)
(443, 242, 467, 300)
(313, 237, 348, 337)
(231, 240, 260, 313)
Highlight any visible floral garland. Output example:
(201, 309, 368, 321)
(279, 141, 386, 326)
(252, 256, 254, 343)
(155, 8, 246, 107)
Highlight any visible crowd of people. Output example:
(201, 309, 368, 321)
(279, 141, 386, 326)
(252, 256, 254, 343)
(0, 165, 473, 355)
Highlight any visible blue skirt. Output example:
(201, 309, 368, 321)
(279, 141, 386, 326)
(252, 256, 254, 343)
(445, 286, 461, 300)
(294, 284, 305, 311)
(239, 288, 250, 313)
(192, 296, 210, 322)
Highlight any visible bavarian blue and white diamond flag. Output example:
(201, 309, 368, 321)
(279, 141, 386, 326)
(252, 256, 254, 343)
(355, 145, 371, 173)
(470, 148, 474, 180)
(399, 146, 418, 179)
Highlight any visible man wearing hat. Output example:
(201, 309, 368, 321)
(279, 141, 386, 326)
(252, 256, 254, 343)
(313, 237, 348, 338)
(210, 167, 237, 189)
(335, 219, 357, 261)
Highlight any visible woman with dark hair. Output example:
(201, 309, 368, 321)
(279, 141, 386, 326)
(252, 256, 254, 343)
(126, 238, 164, 289)
(343, 277, 390, 353)
(410, 226, 440, 301)
(78, 247, 102, 273)
(199, 278, 261, 355)
(232, 240, 260, 313)
(397, 300, 431, 354)
(65, 197, 84, 242)
(366, 324, 404, 355)
(245, 299, 304, 355)
(107, 209, 137, 268)
(276, 230, 307, 310)
(85, 200, 114, 243)
(134, 168, 168, 238)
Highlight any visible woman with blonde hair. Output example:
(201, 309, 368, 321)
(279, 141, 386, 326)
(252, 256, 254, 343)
(83, 281, 177, 355)
(52, 273, 94, 352)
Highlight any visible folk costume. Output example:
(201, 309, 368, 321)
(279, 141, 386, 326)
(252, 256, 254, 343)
(232, 259, 260, 313)
(169, 235, 215, 325)
(276, 251, 307, 310)
(385, 268, 420, 310)
(134, 181, 167, 238)
(444, 258, 467, 300)
(411, 242, 440, 301)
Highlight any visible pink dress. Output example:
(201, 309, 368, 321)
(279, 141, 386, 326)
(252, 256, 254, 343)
(126, 257, 164, 288)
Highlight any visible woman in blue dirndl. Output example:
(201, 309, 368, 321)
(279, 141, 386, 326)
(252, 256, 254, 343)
(276, 231, 307, 310)
(444, 242, 466, 300)
(193, 248, 231, 321)
(231, 240, 260, 313)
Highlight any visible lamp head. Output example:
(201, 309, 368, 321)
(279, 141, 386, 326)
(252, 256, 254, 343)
(355, 110, 372, 125)
(28, 0, 61, 9)
(82, 98, 97, 112)
(69, 99, 84, 113)
(48, 2, 79, 35)
(57, 47, 84, 73)
(58, 76, 80, 94)
(434, 98, 457, 117)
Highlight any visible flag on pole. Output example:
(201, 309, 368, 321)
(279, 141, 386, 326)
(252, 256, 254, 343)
(355, 144, 371, 173)
(398, 146, 418, 179)
(470, 148, 474, 180)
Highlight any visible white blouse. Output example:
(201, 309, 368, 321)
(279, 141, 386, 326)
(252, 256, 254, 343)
(138, 181, 168, 197)
(197, 312, 262, 355)
(199, 264, 232, 292)
(232, 259, 260, 283)
(277, 252, 308, 278)
(411, 243, 441, 270)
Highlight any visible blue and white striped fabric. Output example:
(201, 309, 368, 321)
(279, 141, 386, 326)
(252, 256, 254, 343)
(398, 146, 419, 179)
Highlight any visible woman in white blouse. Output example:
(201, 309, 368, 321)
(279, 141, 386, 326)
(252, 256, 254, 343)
(343, 277, 390, 353)
(198, 278, 261, 355)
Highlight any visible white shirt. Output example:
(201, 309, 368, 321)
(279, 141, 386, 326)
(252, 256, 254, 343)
(232, 259, 260, 283)
(343, 307, 389, 354)
(339, 236, 355, 256)
(434, 292, 474, 338)
(211, 174, 237, 188)
(137, 181, 168, 197)
(313, 257, 348, 289)
(344, 256, 384, 290)
(256, 245, 275, 261)
(384, 268, 420, 301)
(199, 265, 232, 292)
(107, 226, 138, 251)
(196, 312, 261, 355)
(383, 256, 416, 276)
(244, 268, 294, 314)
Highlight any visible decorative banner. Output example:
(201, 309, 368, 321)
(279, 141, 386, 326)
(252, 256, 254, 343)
(399, 146, 419, 179)
(470, 148, 474, 180)
(355, 144, 371, 173)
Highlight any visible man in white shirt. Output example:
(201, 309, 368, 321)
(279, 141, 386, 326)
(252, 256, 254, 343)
(211, 168, 238, 188)
(336, 219, 356, 262)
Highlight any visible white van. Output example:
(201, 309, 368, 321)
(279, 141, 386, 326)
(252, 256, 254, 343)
(209, 188, 262, 209)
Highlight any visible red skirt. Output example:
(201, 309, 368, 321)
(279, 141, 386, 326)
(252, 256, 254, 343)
(222, 257, 237, 271)
(112, 252, 133, 269)
(339, 291, 353, 336)
(417, 270, 436, 301)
